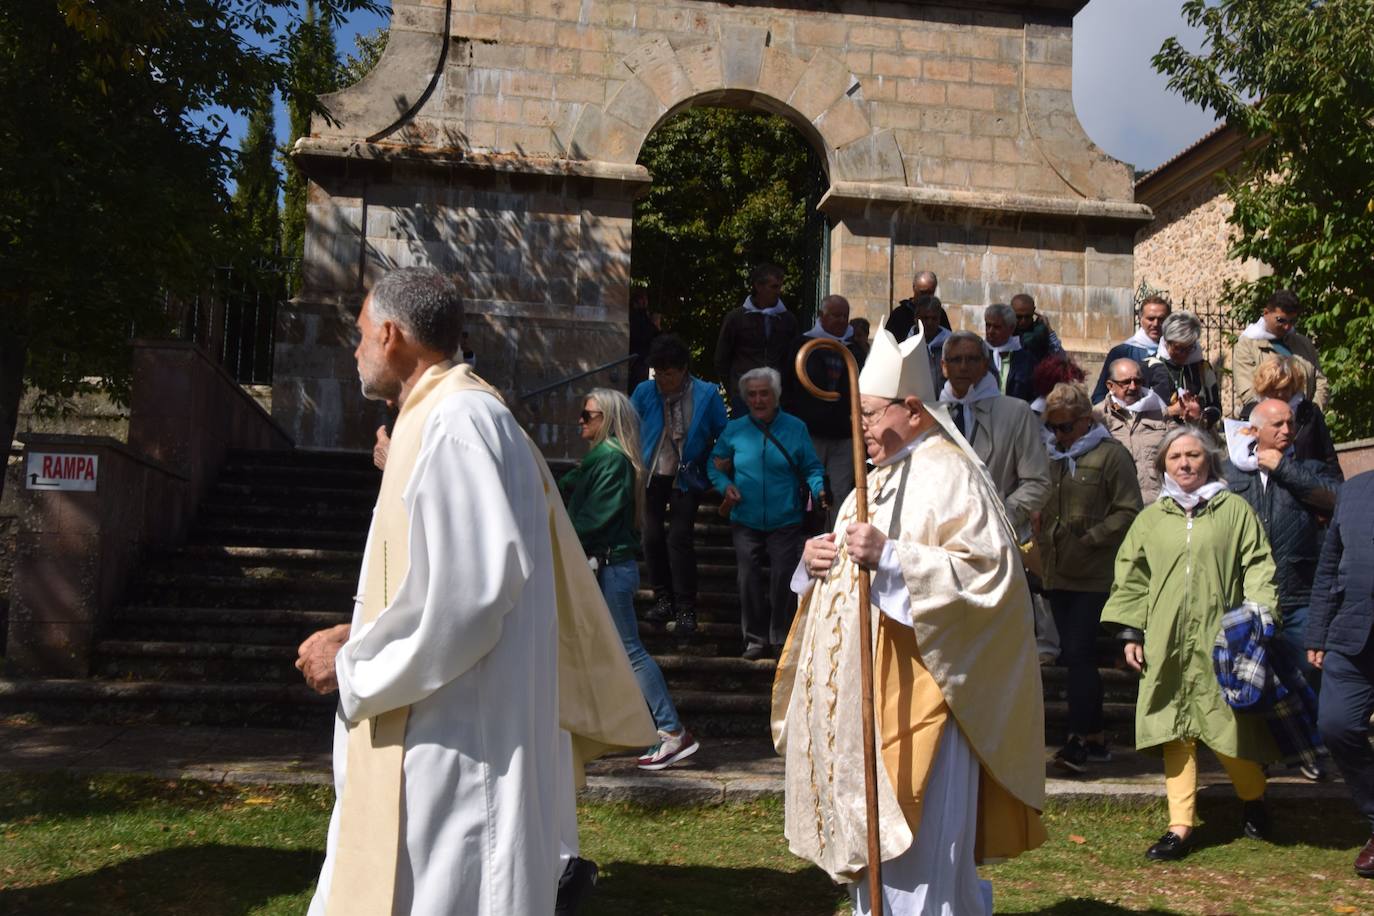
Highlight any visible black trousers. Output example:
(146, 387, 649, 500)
(732, 522, 804, 650)
(642, 474, 701, 605)
(1318, 636, 1374, 830)
(1048, 588, 1107, 737)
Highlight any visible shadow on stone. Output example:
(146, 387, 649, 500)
(590, 861, 845, 915)
(0, 844, 320, 915)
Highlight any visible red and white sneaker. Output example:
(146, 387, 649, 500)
(636, 729, 700, 770)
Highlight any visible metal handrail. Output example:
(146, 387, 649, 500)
(518, 353, 638, 401)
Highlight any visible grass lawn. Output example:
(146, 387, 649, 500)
(0, 773, 1371, 915)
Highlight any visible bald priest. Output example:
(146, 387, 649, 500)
(773, 319, 1047, 915)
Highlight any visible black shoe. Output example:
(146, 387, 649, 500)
(1084, 738, 1113, 763)
(666, 604, 697, 638)
(741, 644, 767, 661)
(1298, 761, 1327, 782)
(1052, 736, 1088, 775)
(1242, 799, 1270, 840)
(1145, 831, 1192, 861)
(644, 596, 674, 625)
(555, 857, 598, 916)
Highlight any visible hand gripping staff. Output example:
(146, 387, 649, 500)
(794, 337, 883, 916)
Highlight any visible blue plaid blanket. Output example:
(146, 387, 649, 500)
(1213, 602, 1324, 768)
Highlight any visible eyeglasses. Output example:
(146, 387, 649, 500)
(578, 409, 603, 424)
(1107, 376, 1145, 387)
(943, 355, 985, 366)
(859, 400, 906, 428)
(1044, 418, 1082, 434)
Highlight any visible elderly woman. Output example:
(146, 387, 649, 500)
(560, 388, 698, 771)
(708, 367, 824, 660)
(1102, 426, 1280, 860)
(1038, 383, 1143, 774)
(1144, 311, 1221, 426)
(1239, 355, 1342, 477)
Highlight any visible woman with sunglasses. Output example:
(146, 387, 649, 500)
(560, 388, 698, 771)
(1037, 383, 1143, 775)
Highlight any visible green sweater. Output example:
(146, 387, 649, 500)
(559, 439, 640, 564)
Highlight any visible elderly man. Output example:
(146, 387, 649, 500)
(885, 270, 949, 341)
(937, 330, 1050, 540)
(1308, 470, 1374, 879)
(1223, 400, 1341, 691)
(296, 267, 652, 916)
(984, 303, 1037, 402)
(1232, 289, 1329, 413)
(774, 321, 1046, 916)
(1098, 357, 1171, 502)
(715, 262, 799, 418)
(783, 294, 865, 528)
(1091, 296, 1171, 402)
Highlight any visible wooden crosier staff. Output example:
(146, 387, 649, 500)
(794, 336, 883, 916)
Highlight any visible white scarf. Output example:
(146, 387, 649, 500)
(939, 372, 1001, 407)
(1109, 389, 1167, 415)
(1241, 318, 1276, 341)
(803, 318, 853, 343)
(1224, 418, 1259, 472)
(1159, 474, 1228, 510)
(989, 336, 1021, 374)
(1045, 424, 1112, 476)
(1122, 327, 1159, 353)
(743, 295, 788, 316)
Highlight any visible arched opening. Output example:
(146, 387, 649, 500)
(630, 105, 829, 380)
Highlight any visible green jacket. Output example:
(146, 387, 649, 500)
(1101, 490, 1280, 760)
(558, 439, 639, 564)
(1039, 437, 1143, 593)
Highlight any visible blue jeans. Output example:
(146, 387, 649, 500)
(597, 559, 682, 734)
(1279, 605, 1319, 685)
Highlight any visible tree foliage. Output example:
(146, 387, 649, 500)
(231, 96, 282, 264)
(1155, 0, 1374, 438)
(0, 0, 376, 502)
(282, 2, 340, 285)
(339, 25, 388, 87)
(632, 108, 826, 376)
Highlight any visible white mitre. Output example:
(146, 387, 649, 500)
(858, 318, 936, 402)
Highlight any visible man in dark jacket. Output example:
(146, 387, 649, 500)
(1307, 469, 1374, 879)
(781, 294, 865, 529)
(885, 269, 947, 341)
(984, 303, 1037, 403)
(1223, 399, 1341, 682)
(714, 263, 799, 418)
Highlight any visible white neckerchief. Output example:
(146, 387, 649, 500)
(1241, 318, 1277, 341)
(1045, 424, 1112, 476)
(1122, 327, 1159, 353)
(1110, 389, 1167, 415)
(1159, 474, 1228, 511)
(1029, 395, 1047, 415)
(939, 372, 1001, 407)
(1224, 418, 1260, 472)
(1163, 342, 1204, 366)
(988, 336, 1021, 373)
(927, 326, 950, 349)
(743, 295, 787, 317)
(803, 318, 853, 343)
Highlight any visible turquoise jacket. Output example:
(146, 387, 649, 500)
(708, 410, 824, 531)
(631, 376, 728, 491)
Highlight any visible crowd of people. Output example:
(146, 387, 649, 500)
(300, 265, 1373, 916)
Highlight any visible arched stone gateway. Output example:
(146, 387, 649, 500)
(283, 0, 1151, 454)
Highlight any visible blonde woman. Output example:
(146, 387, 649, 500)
(559, 388, 698, 771)
(1239, 355, 1341, 477)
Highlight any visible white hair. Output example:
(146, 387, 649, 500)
(738, 366, 782, 400)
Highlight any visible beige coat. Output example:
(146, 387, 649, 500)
(1230, 331, 1328, 413)
(963, 394, 1052, 536)
(1098, 399, 1170, 503)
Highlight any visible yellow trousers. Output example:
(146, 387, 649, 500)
(1162, 738, 1267, 827)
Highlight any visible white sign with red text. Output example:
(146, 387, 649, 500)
(25, 452, 99, 492)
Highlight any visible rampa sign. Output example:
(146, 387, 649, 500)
(26, 451, 99, 492)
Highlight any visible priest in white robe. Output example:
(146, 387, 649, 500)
(296, 267, 654, 916)
(773, 320, 1047, 916)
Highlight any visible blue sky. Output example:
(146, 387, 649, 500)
(234, 0, 1219, 182)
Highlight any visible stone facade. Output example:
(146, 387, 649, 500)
(282, 0, 1150, 454)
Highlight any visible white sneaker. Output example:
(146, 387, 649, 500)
(636, 729, 700, 770)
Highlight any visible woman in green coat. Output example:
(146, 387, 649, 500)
(559, 388, 698, 772)
(1102, 425, 1280, 861)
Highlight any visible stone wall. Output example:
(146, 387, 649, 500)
(1132, 175, 1255, 313)
(283, 0, 1147, 454)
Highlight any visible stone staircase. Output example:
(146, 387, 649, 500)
(1, 448, 1137, 744)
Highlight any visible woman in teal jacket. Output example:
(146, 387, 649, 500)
(708, 367, 824, 660)
(1102, 425, 1279, 861)
(561, 388, 698, 771)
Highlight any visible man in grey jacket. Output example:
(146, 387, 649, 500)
(1098, 358, 1170, 502)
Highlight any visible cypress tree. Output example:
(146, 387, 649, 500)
(282, 1, 338, 287)
(231, 95, 281, 263)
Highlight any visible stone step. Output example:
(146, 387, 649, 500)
(209, 481, 379, 508)
(226, 448, 378, 471)
(188, 521, 369, 550)
(217, 462, 381, 490)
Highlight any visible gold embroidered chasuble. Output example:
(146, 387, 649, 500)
(325, 362, 654, 915)
(771, 431, 1047, 883)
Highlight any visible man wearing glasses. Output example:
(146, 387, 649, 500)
(1090, 296, 1171, 403)
(1231, 288, 1329, 414)
(1098, 358, 1170, 502)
